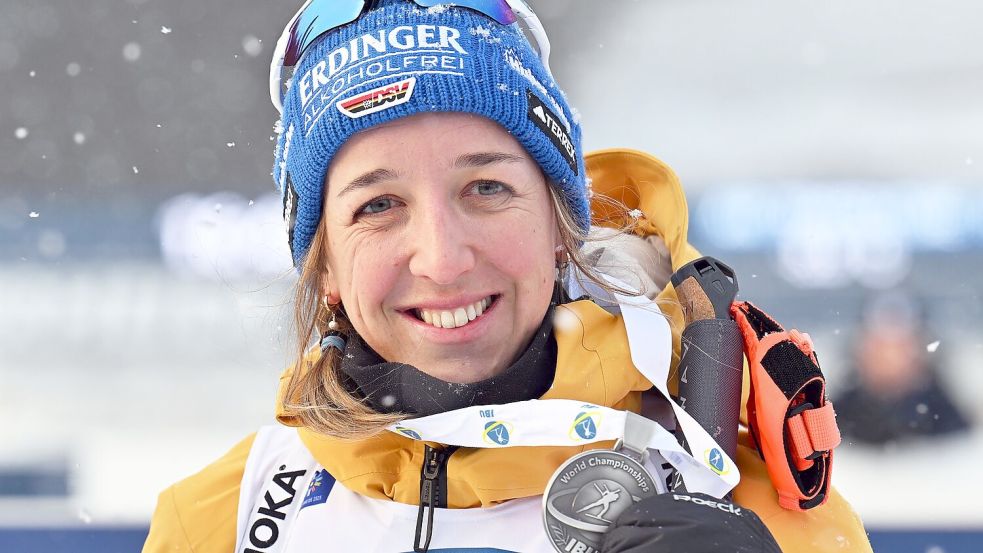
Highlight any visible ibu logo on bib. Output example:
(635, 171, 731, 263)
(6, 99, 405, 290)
(569, 405, 602, 441)
(705, 447, 728, 475)
(482, 421, 512, 445)
(395, 426, 422, 440)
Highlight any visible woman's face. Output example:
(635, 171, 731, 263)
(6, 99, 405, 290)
(321, 112, 560, 384)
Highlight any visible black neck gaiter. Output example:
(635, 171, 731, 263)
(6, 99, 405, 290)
(339, 306, 557, 417)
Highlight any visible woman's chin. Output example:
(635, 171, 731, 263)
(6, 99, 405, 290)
(414, 360, 502, 385)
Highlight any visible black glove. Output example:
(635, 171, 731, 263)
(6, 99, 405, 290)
(602, 492, 783, 553)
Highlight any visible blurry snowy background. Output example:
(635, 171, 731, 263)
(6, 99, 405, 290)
(1, 0, 982, 551)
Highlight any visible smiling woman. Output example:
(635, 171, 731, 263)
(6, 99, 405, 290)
(322, 114, 559, 384)
(282, 112, 608, 440)
(143, 1, 871, 552)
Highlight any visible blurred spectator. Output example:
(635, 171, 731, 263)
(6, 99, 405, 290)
(835, 290, 971, 446)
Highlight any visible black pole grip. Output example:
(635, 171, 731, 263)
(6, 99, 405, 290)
(669, 257, 738, 320)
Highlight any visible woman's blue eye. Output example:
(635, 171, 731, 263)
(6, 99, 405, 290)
(359, 197, 393, 215)
(474, 181, 505, 196)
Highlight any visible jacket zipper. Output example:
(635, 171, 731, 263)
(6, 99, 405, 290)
(414, 444, 457, 553)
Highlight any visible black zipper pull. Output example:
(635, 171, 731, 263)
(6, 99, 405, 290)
(414, 444, 457, 553)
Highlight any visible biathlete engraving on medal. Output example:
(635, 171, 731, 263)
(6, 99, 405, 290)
(543, 449, 661, 552)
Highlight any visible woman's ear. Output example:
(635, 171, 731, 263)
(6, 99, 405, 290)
(320, 273, 341, 305)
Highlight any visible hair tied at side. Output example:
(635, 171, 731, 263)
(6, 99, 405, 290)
(320, 333, 347, 353)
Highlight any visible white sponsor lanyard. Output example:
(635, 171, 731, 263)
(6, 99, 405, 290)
(387, 276, 740, 498)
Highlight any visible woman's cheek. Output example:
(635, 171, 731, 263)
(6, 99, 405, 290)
(328, 228, 384, 298)
(486, 215, 551, 275)
(348, 237, 403, 299)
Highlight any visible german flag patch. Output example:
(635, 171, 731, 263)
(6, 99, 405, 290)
(336, 77, 417, 119)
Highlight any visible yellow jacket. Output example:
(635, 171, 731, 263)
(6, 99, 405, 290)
(144, 149, 872, 552)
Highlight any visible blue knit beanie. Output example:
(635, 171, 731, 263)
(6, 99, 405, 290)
(272, 0, 587, 267)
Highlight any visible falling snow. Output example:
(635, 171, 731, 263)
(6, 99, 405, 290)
(242, 35, 263, 57)
(73, 132, 86, 145)
(29, 211, 40, 218)
(628, 209, 643, 219)
(15, 127, 28, 139)
(470, 25, 501, 45)
(927, 340, 940, 353)
(553, 308, 579, 333)
(226, 142, 236, 148)
(123, 42, 142, 62)
(161, 26, 172, 34)
(66, 62, 81, 77)
(132, 166, 139, 174)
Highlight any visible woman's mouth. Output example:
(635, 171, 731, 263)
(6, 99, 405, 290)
(414, 295, 498, 329)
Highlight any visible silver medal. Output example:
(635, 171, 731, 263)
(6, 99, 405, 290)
(542, 448, 663, 553)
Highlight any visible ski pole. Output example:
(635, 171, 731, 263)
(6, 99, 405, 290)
(669, 257, 743, 496)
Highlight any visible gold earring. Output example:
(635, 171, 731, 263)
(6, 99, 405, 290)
(322, 296, 340, 331)
(324, 296, 342, 331)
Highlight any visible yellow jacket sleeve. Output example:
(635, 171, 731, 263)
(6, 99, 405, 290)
(143, 433, 255, 553)
(586, 148, 872, 552)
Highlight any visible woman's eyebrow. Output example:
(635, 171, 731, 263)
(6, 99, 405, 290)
(454, 151, 525, 168)
(337, 153, 521, 197)
(338, 168, 399, 197)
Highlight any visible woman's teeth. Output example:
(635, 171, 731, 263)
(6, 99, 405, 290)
(418, 297, 493, 329)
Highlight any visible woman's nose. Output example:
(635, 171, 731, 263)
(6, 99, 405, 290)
(407, 205, 476, 285)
